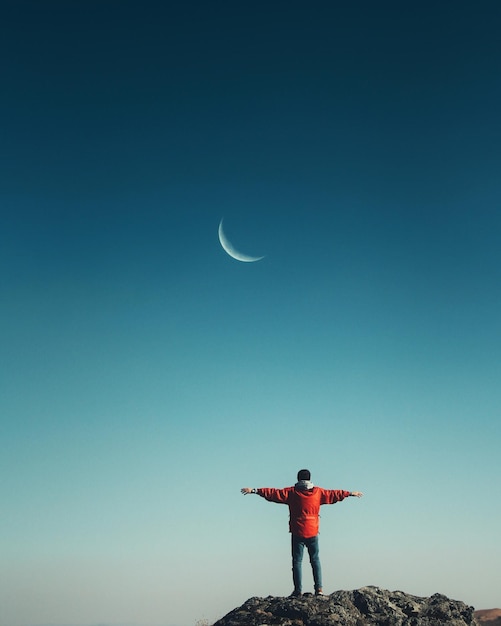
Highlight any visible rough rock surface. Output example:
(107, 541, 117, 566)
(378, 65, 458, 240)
(213, 586, 477, 626)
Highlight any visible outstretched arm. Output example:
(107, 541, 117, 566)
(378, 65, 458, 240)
(241, 487, 291, 503)
(319, 489, 364, 504)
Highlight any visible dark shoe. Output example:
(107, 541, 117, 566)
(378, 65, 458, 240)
(290, 590, 302, 597)
(315, 588, 324, 596)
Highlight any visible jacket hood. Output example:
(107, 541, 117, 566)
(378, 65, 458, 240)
(295, 480, 315, 491)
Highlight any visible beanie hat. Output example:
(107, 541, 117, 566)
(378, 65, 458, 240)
(297, 469, 311, 481)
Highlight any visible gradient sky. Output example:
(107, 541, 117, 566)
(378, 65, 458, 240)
(1, 2, 500, 626)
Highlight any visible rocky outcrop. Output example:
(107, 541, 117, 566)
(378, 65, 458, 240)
(213, 586, 477, 626)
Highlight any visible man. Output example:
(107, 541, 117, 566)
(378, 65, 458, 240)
(241, 469, 363, 597)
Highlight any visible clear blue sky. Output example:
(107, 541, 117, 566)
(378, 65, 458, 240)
(1, 2, 500, 625)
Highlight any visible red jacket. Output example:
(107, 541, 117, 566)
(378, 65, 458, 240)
(257, 486, 350, 538)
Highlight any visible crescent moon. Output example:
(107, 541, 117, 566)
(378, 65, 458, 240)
(218, 219, 265, 263)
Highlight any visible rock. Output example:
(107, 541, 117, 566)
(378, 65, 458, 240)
(213, 586, 477, 626)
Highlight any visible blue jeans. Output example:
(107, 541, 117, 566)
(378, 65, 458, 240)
(291, 534, 322, 593)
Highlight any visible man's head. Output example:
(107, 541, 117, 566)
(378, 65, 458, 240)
(297, 469, 311, 481)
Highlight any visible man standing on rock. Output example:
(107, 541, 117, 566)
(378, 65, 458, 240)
(241, 469, 363, 597)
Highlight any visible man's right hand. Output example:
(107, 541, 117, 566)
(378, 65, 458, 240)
(241, 487, 254, 495)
